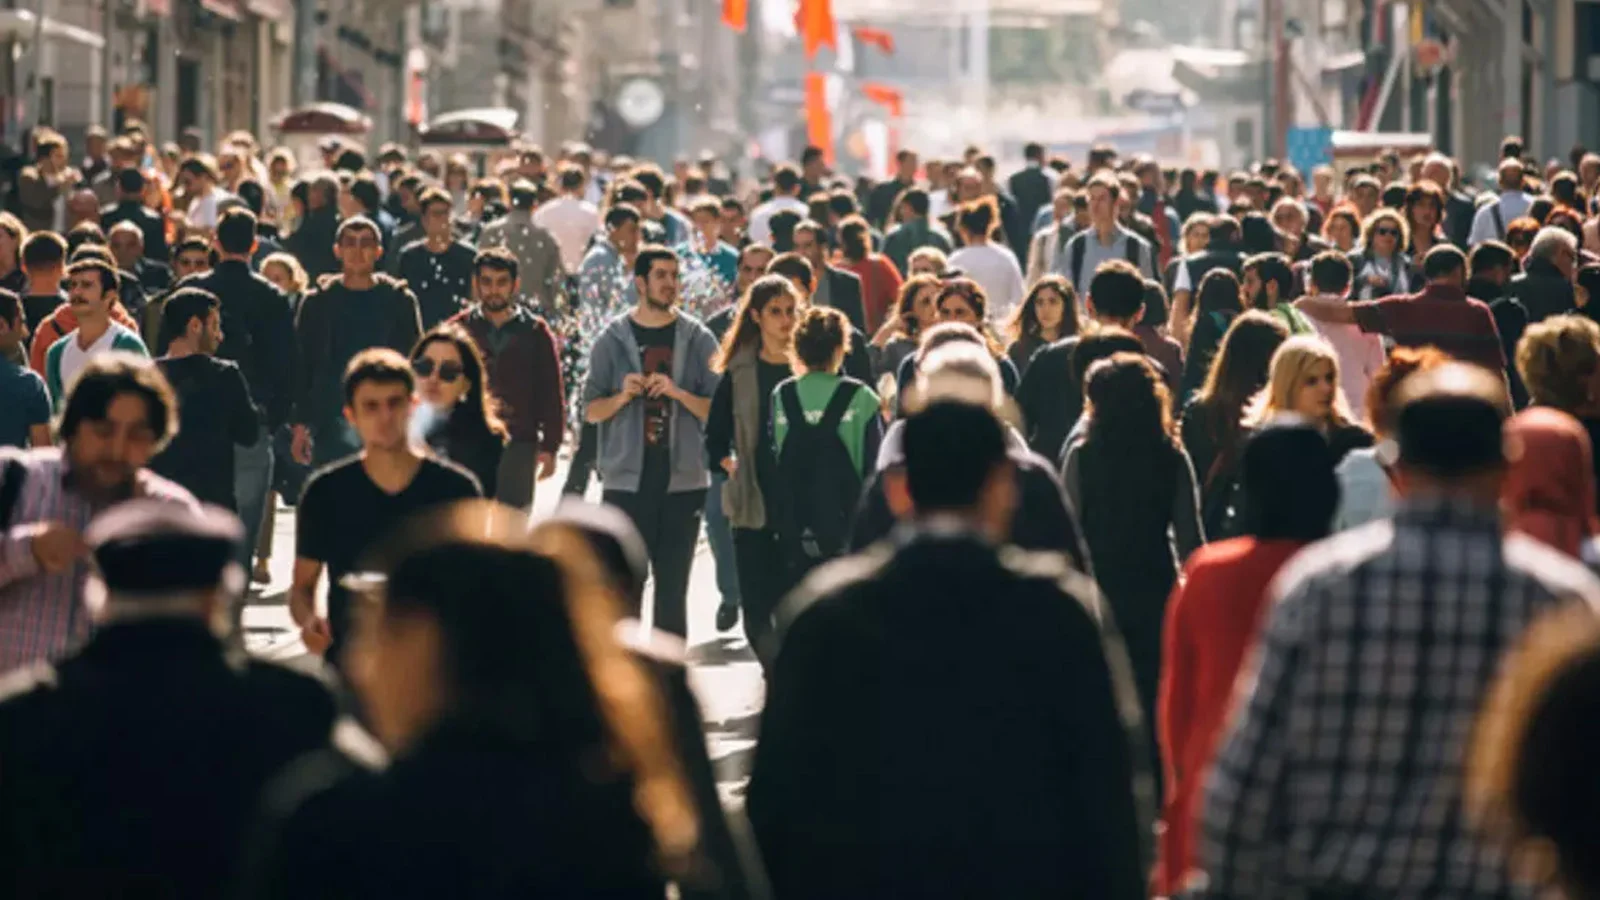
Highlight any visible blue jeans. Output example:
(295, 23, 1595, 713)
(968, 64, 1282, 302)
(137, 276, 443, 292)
(703, 472, 740, 606)
(234, 433, 274, 568)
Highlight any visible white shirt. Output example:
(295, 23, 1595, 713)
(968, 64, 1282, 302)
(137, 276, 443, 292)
(1468, 190, 1534, 245)
(60, 323, 126, 394)
(928, 189, 951, 220)
(1306, 297, 1386, 421)
(533, 195, 602, 272)
(186, 187, 234, 230)
(949, 243, 1026, 320)
(747, 195, 808, 246)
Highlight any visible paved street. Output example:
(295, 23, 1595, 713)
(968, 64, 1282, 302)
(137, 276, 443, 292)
(242, 458, 765, 806)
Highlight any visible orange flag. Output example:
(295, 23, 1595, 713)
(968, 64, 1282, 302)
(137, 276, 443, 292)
(795, 0, 837, 59)
(804, 72, 834, 165)
(860, 81, 903, 118)
(851, 25, 895, 54)
(722, 0, 748, 32)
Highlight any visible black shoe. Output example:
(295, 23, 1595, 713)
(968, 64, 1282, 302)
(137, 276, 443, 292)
(715, 600, 740, 632)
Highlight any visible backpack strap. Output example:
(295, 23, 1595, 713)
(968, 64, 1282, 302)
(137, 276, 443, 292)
(0, 458, 25, 529)
(778, 381, 807, 442)
(817, 380, 862, 434)
(1125, 234, 1142, 269)
(1070, 231, 1087, 287)
(1490, 203, 1506, 240)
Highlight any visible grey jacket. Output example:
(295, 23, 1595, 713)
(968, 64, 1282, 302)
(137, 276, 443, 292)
(583, 312, 719, 494)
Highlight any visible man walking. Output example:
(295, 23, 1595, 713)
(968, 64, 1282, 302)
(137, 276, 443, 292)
(396, 187, 477, 329)
(1196, 364, 1600, 898)
(478, 180, 566, 316)
(291, 348, 480, 668)
(291, 217, 422, 467)
(533, 163, 600, 276)
(98, 168, 168, 264)
(0, 499, 338, 897)
(1056, 173, 1158, 293)
(188, 208, 295, 559)
(748, 400, 1149, 899)
(749, 165, 808, 246)
(0, 355, 196, 672)
(582, 246, 718, 638)
(452, 248, 565, 509)
(0, 291, 49, 448)
(40, 259, 149, 405)
(792, 219, 867, 332)
(881, 188, 953, 278)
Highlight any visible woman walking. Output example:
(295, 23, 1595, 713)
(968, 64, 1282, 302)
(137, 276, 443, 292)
(1002, 275, 1078, 379)
(410, 324, 510, 497)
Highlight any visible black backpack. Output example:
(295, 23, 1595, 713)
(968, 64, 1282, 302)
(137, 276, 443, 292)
(773, 380, 864, 573)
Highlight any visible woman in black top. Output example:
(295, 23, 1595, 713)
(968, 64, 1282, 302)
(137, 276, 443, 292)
(1002, 274, 1078, 379)
(1179, 311, 1290, 537)
(1177, 268, 1245, 406)
(705, 275, 800, 663)
(411, 324, 508, 496)
(1061, 353, 1204, 801)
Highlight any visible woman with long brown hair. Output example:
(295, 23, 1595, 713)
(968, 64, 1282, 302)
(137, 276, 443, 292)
(1002, 274, 1078, 378)
(410, 323, 509, 497)
(705, 275, 801, 658)
(869, 273, 941, 379)
(892, 278, 1019, 407)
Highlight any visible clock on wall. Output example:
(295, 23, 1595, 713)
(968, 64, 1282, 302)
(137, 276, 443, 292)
(615, 78, 666, 129)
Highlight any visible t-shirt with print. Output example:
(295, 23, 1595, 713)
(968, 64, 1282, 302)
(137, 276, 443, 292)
(0, 358, 49, 448)
(296, 455, 481, 665)
(632, 320, 676, 496)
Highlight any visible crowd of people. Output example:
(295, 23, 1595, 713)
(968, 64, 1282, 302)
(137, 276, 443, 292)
(4, 119, 1600, 898)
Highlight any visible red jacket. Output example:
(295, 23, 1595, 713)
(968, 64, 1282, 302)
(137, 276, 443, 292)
(1156, 537, 1306, 895)
(451, 306, 565, 452)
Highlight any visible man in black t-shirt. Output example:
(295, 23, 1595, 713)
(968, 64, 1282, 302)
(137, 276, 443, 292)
(150, 288, 259, 509)
(20, 230, 67, 337)
(291, 348, 480, 668)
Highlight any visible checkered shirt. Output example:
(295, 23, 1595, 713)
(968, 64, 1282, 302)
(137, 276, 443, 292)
(1191, 494, 1600, 899)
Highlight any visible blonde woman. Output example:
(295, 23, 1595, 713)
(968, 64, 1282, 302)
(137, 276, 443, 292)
(1249, 335, 1375, 462)
(1516, 314, 1600, 516)
(1350, 207, 1415, 299)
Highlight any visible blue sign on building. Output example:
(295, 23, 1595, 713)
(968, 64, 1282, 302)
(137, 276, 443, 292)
(1287, 126, 1334, 176)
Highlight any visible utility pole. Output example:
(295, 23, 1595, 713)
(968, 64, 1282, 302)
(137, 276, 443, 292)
(293, 0, 319, 107)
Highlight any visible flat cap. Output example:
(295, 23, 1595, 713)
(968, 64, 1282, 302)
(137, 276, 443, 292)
(87, 500, 242, 595)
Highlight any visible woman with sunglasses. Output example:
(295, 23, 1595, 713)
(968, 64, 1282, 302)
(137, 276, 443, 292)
(1349, 208, 1415, 300)
(411, 324, 509, 497)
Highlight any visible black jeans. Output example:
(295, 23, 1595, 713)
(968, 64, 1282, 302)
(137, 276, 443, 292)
(603, 487, 706, 638)
(733, 527, 793, 667)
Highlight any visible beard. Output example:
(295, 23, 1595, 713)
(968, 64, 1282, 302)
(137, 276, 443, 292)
(482, 295, 513, 312)
(645, 293, 676, 312)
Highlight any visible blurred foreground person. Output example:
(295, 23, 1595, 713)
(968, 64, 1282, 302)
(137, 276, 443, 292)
(1502, 407, 1599, 557)
(1470, 608, 1600, 900)
(749, 401, 1149, 900)
(1194, 364, 1600, 899)
(0, 500, 338, 898)
(1156, 422, 1339, 894)
(0, 354, 195, 672)
(244, 502, 701, 899)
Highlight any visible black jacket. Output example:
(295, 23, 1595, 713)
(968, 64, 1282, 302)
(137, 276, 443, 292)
(285, 208, 341, 280)
(0, 618, 338, 900)
(292, 275, 422, 427)
(242, 635, 771, 900)
(190, 259, 298, 430)
(748, 531, 1150, 900)
(1008, 166, 1054, 241)
(100, 199, 170, 263)
(820, 266, 868, 334)
(133, 257, 173, 294)
(1508, 256, 1578, 323)
(1444, 189, 1478, 249)
(865, 177, 913, 231)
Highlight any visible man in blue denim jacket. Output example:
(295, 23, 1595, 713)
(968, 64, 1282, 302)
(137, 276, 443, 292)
(583, 245, 718, 637)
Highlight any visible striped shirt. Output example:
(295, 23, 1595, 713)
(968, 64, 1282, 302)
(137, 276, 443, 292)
(0, 447, 196, 673)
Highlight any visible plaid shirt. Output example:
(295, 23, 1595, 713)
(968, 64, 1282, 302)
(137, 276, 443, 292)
(1193, 495, 1600, 899)
(0, 447, 195, 674)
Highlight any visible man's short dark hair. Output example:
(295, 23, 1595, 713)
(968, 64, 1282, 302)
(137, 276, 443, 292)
(558, 164, 585, 192)
(628, 165, 666, 200)
(334, 147, 367, 173)
(902, 401, 1009, 512)
(793, 218, 830, 249)
(66, 223, 106, 255)
(1308, 250, 1353, 295)
(67, 257, 118, 294)
(604, 203, 641, 231)
(59, 353, 177, 450)
(720, 196, 745, 215)
(417, 186, 452, 216)
(234, 178, 266, 216)
(215, 208, 258, 255)
(1071, 328, 1145, 387)
(349, 173, 381, 214)
(1024, 142, 1045, 162)
(1423, 244, 1468, 281)
(767, 252, 815, 291)
(158, 287, 220, 351)
(1087, 260, 1145, 319)
(899, 187, 930, 217)
(396, 172, 425, 195)
(116, 167, 146, 196)
(343, 347, 414, 405)
(801, 146, 825, 166)
(1244, 252, 1296, 299)
(769, 210, 803, 251)
(172, 235, 210, 263)
(335, 216, 382, 244)
(633, 245, 678, 281)
(687, 197, 721, 220)
(22, 231, 66, 270)
(473, 246, 519, 282)
(772, 164, 802, 194)
(1470, 241, 1516, 277)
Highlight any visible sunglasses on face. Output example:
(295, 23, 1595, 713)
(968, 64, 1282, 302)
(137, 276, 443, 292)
(1373, 227, 1400, 238)
(412, 358, 463, 381)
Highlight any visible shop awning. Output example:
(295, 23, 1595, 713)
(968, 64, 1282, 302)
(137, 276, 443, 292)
(272, 102, 373, 135)
(418, 108, 521, 145)
(0, 9, 106, 47)
(198, 0, 245, 21)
